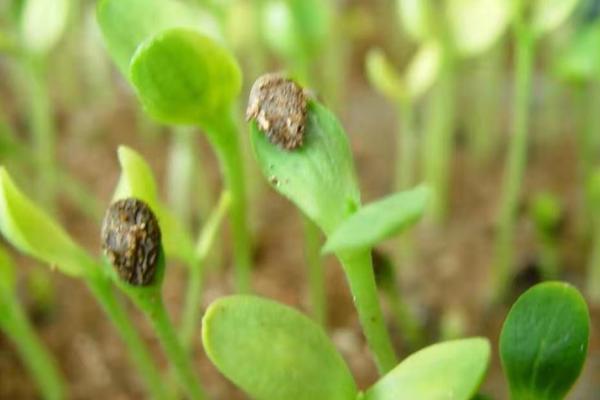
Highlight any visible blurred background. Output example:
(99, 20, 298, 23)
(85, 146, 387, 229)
(0, 0, 599, 398)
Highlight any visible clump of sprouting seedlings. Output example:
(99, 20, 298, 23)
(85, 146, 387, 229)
(395, 0, 509, 221)
(0, 246, 65, 400)
(491, 0, 580, 302)
(97, 0, 253, 293)
(247, 72, 431, 372)
(202, 295, 490, 400)
(0, 167, 169, 399)
(200, 280, 588, 400)
(529, 192, 563, 280)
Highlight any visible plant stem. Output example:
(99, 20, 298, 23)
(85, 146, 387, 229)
(203, 111, 252, 293)
(338, 251, 397, 374)
(85, 274, 169, 400)
(167, 127, 197, 228)
(491, 22, 535, 302)
(23, 54, 56, 211)
(0, 297, 65, 400)
(397, 99, 416, 190)
(303, 217, 326, 326)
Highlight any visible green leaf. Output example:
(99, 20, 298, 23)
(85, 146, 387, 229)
(500, 282, 590, 400)
(20, 0, 69, 54)
(250, 101, 361, 235)
(363, 338, 490, 400)
(0, 168, 87, 277)
(96, 0, 200, 75)
(323, 185, 430, 254)
(113, 146, 196, 264)
(202, 295, 358, 400)
(404, 42, 442, 99)
(130, 27, 242, 125)
(396, 0, 434, 41)
(530, 0, 580, 37)
(554, 23, 600, 84)
(365, 48, 405, 102)
(446, 0, 509, 56)
(530, 192, 562, 234)
(0, 245, 16, 294)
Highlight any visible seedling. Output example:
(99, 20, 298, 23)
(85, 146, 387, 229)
(500, 282, 590, 399)
(97, 0, 252, 292)
(492, 0, 580, 302)
(529, 192, 563, 280)
(202, 295, 490, 400)
(0, 246, 65, 400)
(247, 73, 430, 372)
(0, 167, 169, 399)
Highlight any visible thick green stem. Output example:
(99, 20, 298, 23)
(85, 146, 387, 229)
(167, 127, 197, 228)
(492, 24, 535, 302)
(137, 294, 205, 400)
(0, 297, 65, 400)
(303, 217, 326, 326)
(338, 251, 397, 374)
(204, 112, 252, 293)
(23, 55, 56, 210)
(180, 265, 204, 351)
(85, 275, 169, 400)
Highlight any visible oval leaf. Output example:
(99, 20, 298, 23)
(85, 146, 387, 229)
(531, 0, 580, 37)
(114, 146, 196, 264)
(323, 185, 430, 254)
(202, 295, 358, 400)
(0, 168, 86, 277)
(365, 48, 406, 101)
(130, 28, 242, 124)
(363, 338, 490, 400)
(20, 0, 69, 54)
(405, 42, 442, 99)
(250, 101, 361, 235)
(500, 282, 590, 400)
(446, 0, 509, 56)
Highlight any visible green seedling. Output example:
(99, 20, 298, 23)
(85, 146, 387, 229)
(0, 167, 169, 399)
(97, 0, 252, 293)
(529, 192, 563, 280)
(492, 0, 580, 302)
(500, 282, 590, 399)
(396, 0, 509, 220)
(247, 74, 430, 372)
(0, 246, 66, 400)
(202, 295, 490, 400)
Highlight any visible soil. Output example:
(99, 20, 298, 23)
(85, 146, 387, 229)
(1, 19, 599, 400)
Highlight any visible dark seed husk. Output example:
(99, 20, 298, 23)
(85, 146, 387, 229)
(246, 72, 308, 150)
(101, 198, 161, 286)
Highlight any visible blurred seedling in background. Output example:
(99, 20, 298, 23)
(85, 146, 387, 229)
(97, 0, 253, 294)
(247, 73, 430, 373)
(492, 0, 581, 303)
(529, 192, 563, 280)
(0, 167, 173, 399)
(0, 246, 65, 400)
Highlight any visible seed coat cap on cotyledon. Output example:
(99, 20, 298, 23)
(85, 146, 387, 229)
(101, 198, 161, 286)
(246, 73, 308, 150)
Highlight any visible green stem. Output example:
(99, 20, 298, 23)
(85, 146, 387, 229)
(338, 251, 397, 374)
(23, 54, 56, 210)
(303, 217, 327, 326)
(85, 274, 169, 400)
(397, 99, 416, 190)
(167, 127, 197, 228)
(0, 297, 65, 400)
(136, 293, 205, 400)
(204, 111, 252, 293)
(492, 23, 535, 302)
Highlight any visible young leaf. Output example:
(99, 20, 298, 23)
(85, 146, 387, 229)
(446, 0, 509, 56)
(202, 295, 358, 400)
(530, 0, 580, 37)
(20, 0, 69, 54)
(404, 42, 442, 99)
(322, 185, 430, 254)
(113, 146, 196, 264)
(365, 48, 406, 102)
(396, 0, 434, 41)
(500, 282, 590, 400)
(129, 27, 242, 125)
(362, 338, 490, 400)
(250, 101, 361, 235)
(0, 168, 87, 277)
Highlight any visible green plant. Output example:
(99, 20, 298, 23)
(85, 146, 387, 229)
(0, 246, 66, 400)
(202, 295, 490, 400)
(529, 192, 563, 280)
(0, 167, 169, 399)
(491, 0, 580, 302)
(500, 282, 590, 399)
(247, 74, 430, 372)
(97, 0, 252, 293)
